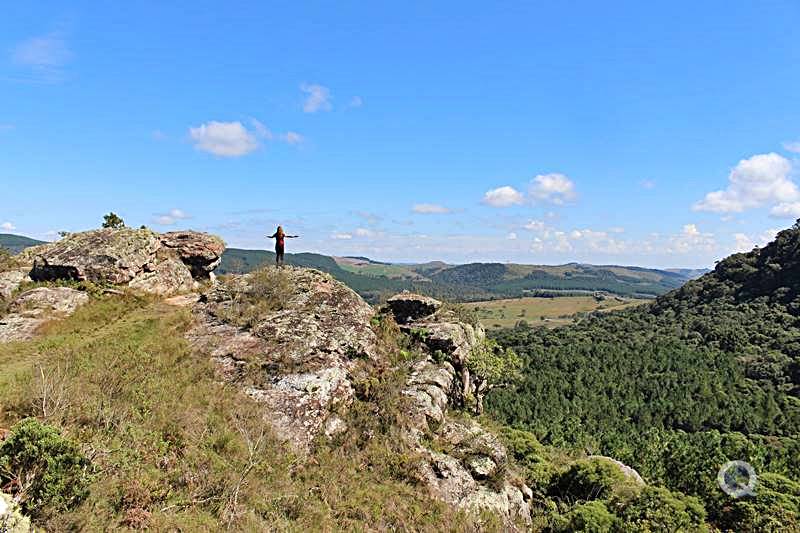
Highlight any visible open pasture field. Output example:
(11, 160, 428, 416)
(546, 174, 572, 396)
(465, 295, 648, 329)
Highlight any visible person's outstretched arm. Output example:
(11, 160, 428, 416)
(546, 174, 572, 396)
(287, 234, 300, 238)
(267, 233, 277, 238)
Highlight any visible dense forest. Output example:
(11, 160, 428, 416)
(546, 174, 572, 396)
(487, 222, 800, 529)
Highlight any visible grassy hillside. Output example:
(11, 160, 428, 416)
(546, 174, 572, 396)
(0, 295, 475, 530)
(221, 248, 700, 303)
(487, 222, 800, 530)
(0, 233, 45, 254)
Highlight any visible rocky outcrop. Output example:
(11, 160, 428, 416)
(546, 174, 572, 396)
(588, 455, 646, 485)
(187, 267, 377, 452)
(384, 293, 532, 528)
(0, 269, 30, 301)
(19, 228, 223, 295)
(0, 287, 89, 342)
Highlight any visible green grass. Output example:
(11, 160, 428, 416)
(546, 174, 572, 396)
(465, 296, 647, 329)
(0, 294, 473, 531)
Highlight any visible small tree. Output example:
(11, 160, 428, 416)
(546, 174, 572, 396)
(467, 338, 522, 414)
(0, 418, 91, 518)
(102, 212, 125, 229)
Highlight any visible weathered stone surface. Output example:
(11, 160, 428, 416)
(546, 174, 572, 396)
(384, 295, 530, 528)
(160, 231, 225, 278)
(187, 267, 377, 452)
(386, 292, 442, 323)
(20, 228, 224, 296)
(0, 270, 30, 301)
(0, 287, 88, 342)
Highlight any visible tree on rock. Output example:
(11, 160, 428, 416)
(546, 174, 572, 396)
(102, 212, 125, 229)
(468, 338, 521, 414)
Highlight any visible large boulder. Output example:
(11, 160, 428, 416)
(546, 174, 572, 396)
(0, 287, 89, 342)
(21, 228, 224, 295)
(187, 267, 377, 452)
(0, 270, 30, 301)
(385, 292, 441, 324)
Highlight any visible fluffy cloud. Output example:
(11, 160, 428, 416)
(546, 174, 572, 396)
(412, 203, 452, 214)
(666, 224, 716, 254)
(250, 119, 273, 140)
(355, 228, 376, 237)
(529, 174, 577, 205)
(770, 202, 800, 219)
(482, 186, 524, 207)
(331, 232, 352, 240)
(301, 83, 332, 113)
(281, 132, 304, 145)
(1, 222, 16, 231)
(732, 228, 781, 253)
(155, 208, 191, 226)
(507, 232, 518, 240)
(523, 220, 546, 232)
(693, 153, 798, 214)
(783, 141, 800, 154)
(189, 121, 259, 157)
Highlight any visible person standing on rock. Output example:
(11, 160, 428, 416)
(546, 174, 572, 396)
(268, 226, 299, 267)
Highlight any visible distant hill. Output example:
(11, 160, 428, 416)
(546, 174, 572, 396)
(220, 247, 702, 303)
(0, 233, 45, 254)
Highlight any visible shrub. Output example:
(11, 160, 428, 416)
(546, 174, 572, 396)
(440, 302, 481, 329)
(557, 500, 617, 532)
(467, 339, 522, 414)
(0, 418, 91, 518)
(0, 247, 17, 271)
(615, 486, 708, 532)
(549, 458, 627, 503)
(216, 268, 294, 328)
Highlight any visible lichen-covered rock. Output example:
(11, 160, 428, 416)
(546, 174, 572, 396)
(386, 292, 441, 324)
(160, 231, 225, 277)
(0, 287, 88, 342)
(0, 491, 32, 532)
(187, 267, 377, 452)
(20, 228, 224, 295)
(0, 270, 30, 301)
(383, 293, 531, 528)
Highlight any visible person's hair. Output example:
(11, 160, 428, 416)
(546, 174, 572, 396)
(276, 226, 285, 237)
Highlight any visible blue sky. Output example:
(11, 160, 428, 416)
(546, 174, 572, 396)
(2, 1, 800, 268)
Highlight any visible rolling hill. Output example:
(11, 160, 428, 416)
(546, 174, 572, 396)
(0, 234, 45, 254)
(220, 247, 705, 303)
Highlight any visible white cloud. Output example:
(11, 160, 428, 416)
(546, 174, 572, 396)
(13, 33, 72, 82)
(1, 222, 16, 231)
(189, 121, 259, 157)
(155, 208, 191, 226)
(355, 228, 375, 237)
(506, 232, 518, 240)
(301, 83, 332, 113)
(482, 186, 524, 207)
(782, 141, 800, 154)
(281, 131, 304, 145)
(250, 119, 273, 139)
(732, 228, 781, 253)
(523, 220, 547, 232)
(412, 203, 452, 214)
(666, 224, 716, 254)
(529, 173, 577, 205)
(331, 232, 353, 240)
(693, 153, 798, 214)
(770, 202, 800, 219)
(349, 96, 363, 108)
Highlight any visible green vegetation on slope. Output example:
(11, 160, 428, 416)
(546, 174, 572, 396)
(0, 234, 45, 254)
(0, 295, 471, 531)
(486, 222, 800, 530)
